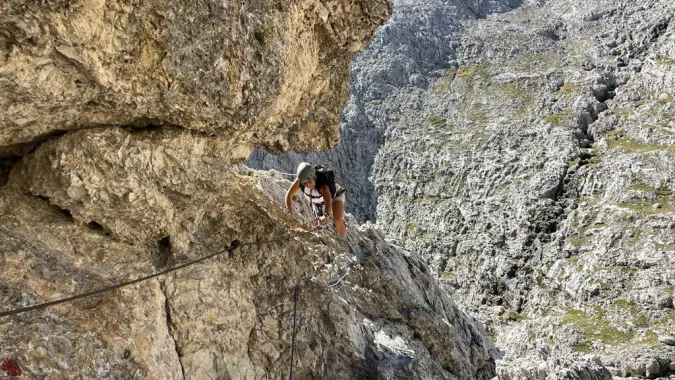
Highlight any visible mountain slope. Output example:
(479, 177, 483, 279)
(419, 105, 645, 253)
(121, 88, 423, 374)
(247, 0, 675, 377)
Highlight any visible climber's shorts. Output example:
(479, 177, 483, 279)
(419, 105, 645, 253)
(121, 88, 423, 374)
(334, 184, 346, 203)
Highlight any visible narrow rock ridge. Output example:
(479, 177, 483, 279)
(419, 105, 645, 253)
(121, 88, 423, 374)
(161, 279, 185, 378)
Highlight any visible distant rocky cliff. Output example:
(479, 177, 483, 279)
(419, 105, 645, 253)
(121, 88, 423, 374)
(248, 0, 675, 378)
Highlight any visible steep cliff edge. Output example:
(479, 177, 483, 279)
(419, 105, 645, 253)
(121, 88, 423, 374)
(0, 0, 499, 378)
(247, 0, 675, 378)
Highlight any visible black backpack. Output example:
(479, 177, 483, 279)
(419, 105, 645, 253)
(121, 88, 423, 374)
(315, 165, 337, 198)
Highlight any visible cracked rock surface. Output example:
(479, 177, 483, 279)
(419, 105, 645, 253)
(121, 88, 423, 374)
(0, 0, 390, 155)
(248, 0, 675, 378)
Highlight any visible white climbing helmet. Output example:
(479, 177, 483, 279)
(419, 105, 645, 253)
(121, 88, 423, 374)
(296, 162, 315, 183)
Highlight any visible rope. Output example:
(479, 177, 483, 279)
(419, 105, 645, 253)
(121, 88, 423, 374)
(289, 286, 298, 380)
(0, 238, 289, 318)
(273, 170, 297, 178)
(326, 263, 355, 287)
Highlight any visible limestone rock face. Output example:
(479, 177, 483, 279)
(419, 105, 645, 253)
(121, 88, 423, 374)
(0, 0, 391, 156)
(0, 133, 496, 378)
(247, 0, 675, 378)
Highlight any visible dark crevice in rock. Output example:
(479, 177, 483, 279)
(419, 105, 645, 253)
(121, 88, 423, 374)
(577, 151, 596, 168)
(0, 129, 67, 159)
(536, 27, 561, 41)
(86, 220, 112, 236)
(593, 82, 617, 103)
(0, 157, 19, 188)
(154, 236, 173, 269)
(648, 18, 670, 43)
(572, 73, 618, 152)
(87, 221, 104, 231)
(34, 194, 74, 221)
(617, 17, 671, 65)
(121, 118, 200, 136)
(161, 280, 185, 379)
(1, 121, 202, 170)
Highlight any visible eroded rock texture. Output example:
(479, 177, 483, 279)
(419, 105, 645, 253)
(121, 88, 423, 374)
(247, 0, 675, 378)
(0, 0, 390, 156)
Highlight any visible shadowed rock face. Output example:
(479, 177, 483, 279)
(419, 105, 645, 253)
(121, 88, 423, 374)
(0, 0, 390, 156)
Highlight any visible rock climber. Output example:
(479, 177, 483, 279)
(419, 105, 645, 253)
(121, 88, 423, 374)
(285, 162, 347, 237)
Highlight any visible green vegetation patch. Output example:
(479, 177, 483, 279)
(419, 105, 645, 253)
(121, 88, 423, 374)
(558, 83, 581, 94)
(655, 242, 675, 251)
(254, 26, 275, 45)
(658, 57, 675, 65)
(636, 330, 661, 348)
(574, 343, 593, 353)
(433, 67, 458, 93)
(595, 266, 637, 280)
(404, 222, 419, 232)
(507, 312, 529, 322)
(562, 308, 634, 345)
(545, 111, 572, 125)
(607, 137, 675, 153)
(441, 270, 453, 281)
(620, 182, 675, 214)
(456, 63, 490, 79)
(612, 299, 649, 327)
(628, 181, 655, 192)
(612, 299, 637, 309)
(658, 95, 674, 105)
(618, 201, 675, 214)
(613, 107, 634, 117)
(567, 157, 580, 167)
(627, 229, 642, 247)
(487, 334, 497, 344)
(607, 129, 623, 138)
(570, 236, 589, 248)
(656, 185, 672, 196)
(427, 115, 447, 128)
